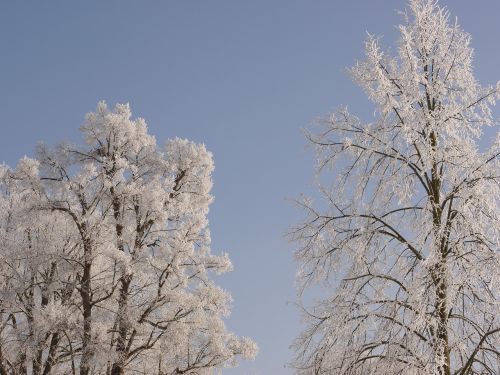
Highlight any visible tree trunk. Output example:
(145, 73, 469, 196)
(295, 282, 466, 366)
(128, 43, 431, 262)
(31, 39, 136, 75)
(42, 333, 60, 375)
(430, 130, 451, 375)
(110, 190, 131, 375)
(110, 275, 132, 375)
(79, 238, 93, 375)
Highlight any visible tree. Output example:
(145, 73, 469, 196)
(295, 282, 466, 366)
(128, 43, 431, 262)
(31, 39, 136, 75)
(291, 1, 500, 374)
(0, 161, 81, 375)
(0, 102, 257, 375)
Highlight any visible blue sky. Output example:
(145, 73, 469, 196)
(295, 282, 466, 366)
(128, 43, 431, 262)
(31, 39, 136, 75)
(1, 1, 499, 374)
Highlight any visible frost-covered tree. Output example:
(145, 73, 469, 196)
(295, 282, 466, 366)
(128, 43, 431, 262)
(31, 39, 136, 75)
(291, 1, 500, 374)
(0, 162, 81, 375)
(0, 102, 257, 375)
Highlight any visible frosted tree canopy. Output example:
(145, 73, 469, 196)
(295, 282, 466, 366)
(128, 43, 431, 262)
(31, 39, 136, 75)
(291, 1, 500, 374)
(0, 102, 257, 375)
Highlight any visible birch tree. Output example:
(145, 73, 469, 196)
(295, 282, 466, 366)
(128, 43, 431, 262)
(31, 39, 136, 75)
(291, 1, 500, 374)
(0, 102, 257, 374)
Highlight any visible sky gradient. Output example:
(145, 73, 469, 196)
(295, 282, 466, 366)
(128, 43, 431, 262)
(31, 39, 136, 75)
(1, 1, 499, 374)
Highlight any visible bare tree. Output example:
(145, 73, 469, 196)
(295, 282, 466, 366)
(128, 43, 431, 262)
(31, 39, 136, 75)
(291, 1, 500, 374)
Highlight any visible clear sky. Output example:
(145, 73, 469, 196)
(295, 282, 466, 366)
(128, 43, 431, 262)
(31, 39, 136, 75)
(1, 1, 499, 374)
